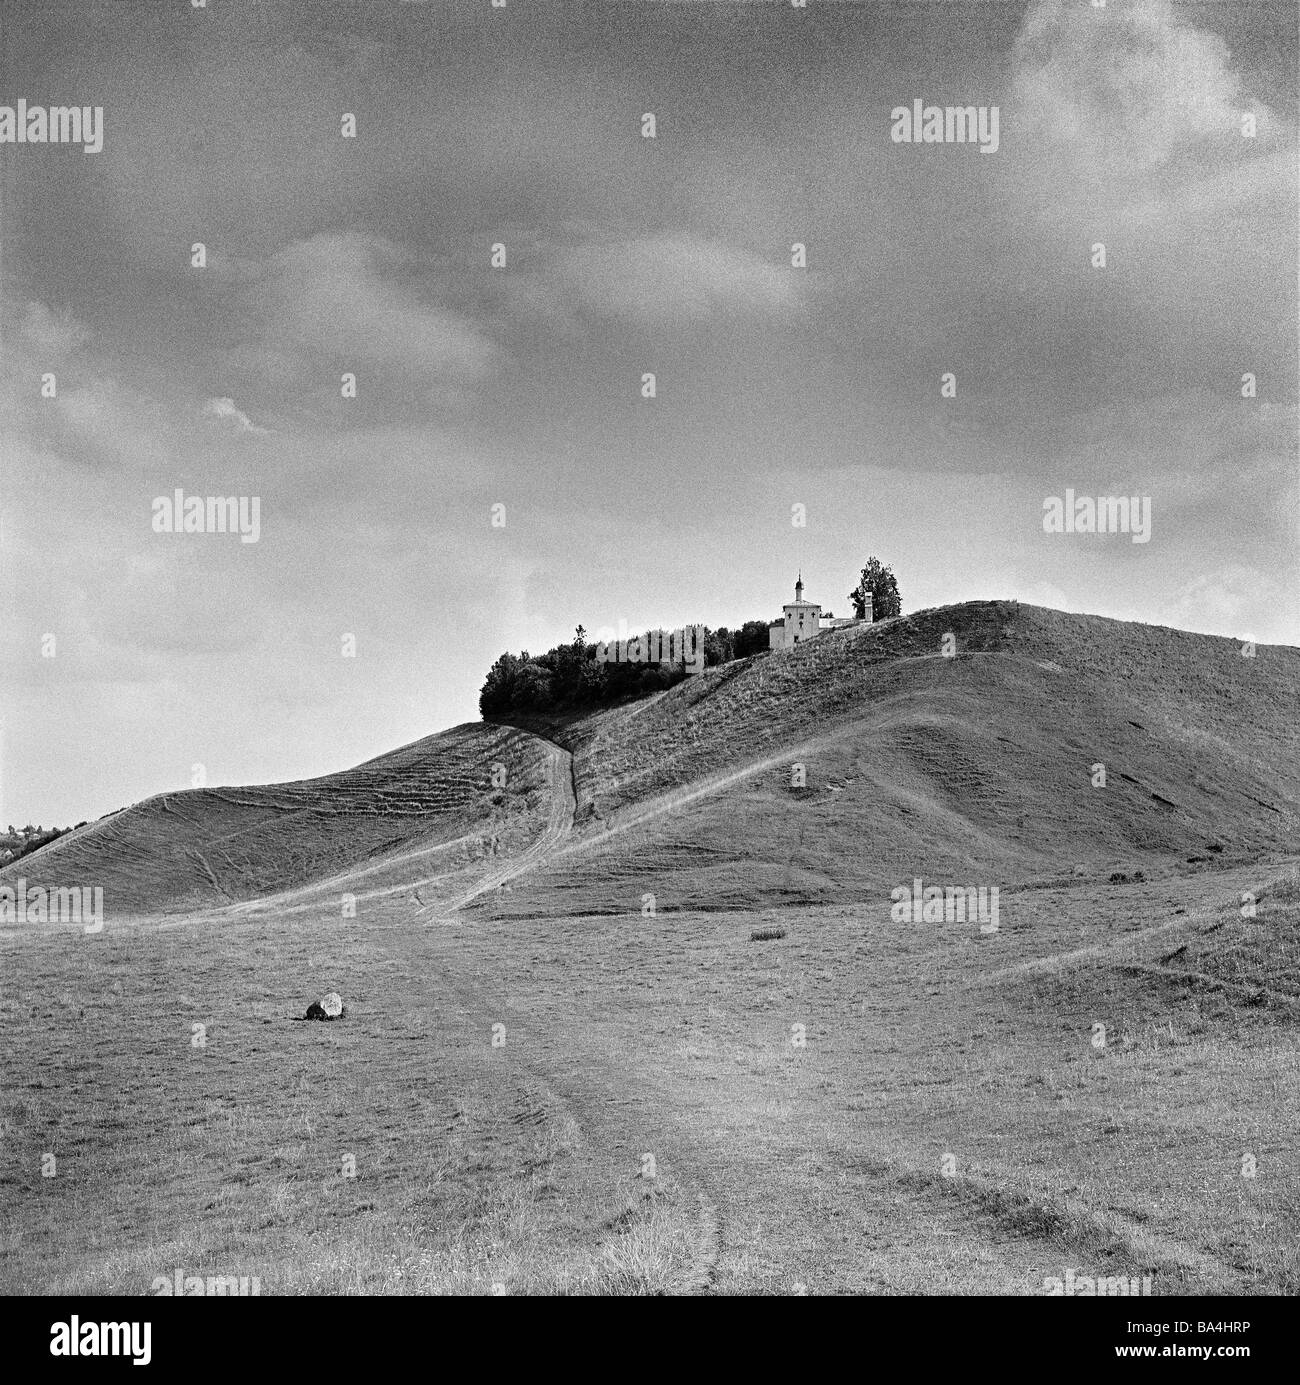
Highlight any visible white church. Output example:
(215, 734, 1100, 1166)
(768, 574, 871, 651)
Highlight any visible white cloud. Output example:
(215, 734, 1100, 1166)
(203, 396, 268, 435)
(534, 232, 804, 327)
(20, 300, 91, 360)
(51, 378, 179, 472)
(1012, 0, 1271, 176)
(240, 231, 495, 380)
(1162, 565, 1286, 640)
(1013, 581, 1084, 616)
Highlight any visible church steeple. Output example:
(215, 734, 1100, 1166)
(771, 571, 823, 651)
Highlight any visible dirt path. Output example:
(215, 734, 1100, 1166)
(167, 713, 917, 929)
(425, 737, 577, 919)
(408, 910, 1251, 1294)
(457, 720, 876, 903)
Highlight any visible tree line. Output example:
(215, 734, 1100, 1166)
(479, 558, 901, 718)
(478, 620, 773, 716)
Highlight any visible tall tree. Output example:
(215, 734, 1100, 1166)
(849, 558, 901, 621)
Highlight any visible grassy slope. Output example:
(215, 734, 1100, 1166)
(3, 602, 1298, 1294)
(484, 601, 1299, 918)
(0, 722, 555, 919)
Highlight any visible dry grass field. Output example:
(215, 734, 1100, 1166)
(3, 603, 1298, 1294)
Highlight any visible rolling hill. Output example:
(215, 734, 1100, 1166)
(4, 601, 1299, 1296)
(479, 600, 1300, 919)
(0, 722, 558, 919)
(9, 601, 1292, 926)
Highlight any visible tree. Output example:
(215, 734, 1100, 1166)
(733, 620, 773, 659)
(849, 558, 901, 621)
(478, 652, 524, 716)
(704, 627, 734, 666)
(511, 661, 554, 710)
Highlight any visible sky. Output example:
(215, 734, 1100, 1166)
(1, 0, 1296, 827)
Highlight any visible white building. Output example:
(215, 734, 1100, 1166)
(768, 574, 870, 650)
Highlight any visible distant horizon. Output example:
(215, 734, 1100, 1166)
(8, 590, 1291, 833)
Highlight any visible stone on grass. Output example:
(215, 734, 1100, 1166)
(305, 991, 347, 1021)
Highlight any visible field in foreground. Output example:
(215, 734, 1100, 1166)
(3, 602, 1298, 1293)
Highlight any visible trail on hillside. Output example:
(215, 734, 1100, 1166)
(424, 737, 577, 919)
(228, 711, 783, 924)
(155, 736, 576, 927)
(969, 915, 1300, 1012)
(452, 719, 874, 913)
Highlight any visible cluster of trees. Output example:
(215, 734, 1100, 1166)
(0, 823, 79, 865)
(478, 620, 774, 717)
(479, 557, 902, 718)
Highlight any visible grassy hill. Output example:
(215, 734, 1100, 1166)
(0, 722, 557, 919)
(482, 601, 1300, 919)
(3, 601, 1298, 1295)
(8, 601, 1294, 924)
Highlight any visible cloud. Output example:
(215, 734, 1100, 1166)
(19, 301, 91, 360)
(203, 397, 268, 435)
(237, 232, 495, 382)
(48, 374, 203, 474)
(1011, 0, 1271, 177)
(528, 232, 804, 328)
(1163, 565, 1290, 640)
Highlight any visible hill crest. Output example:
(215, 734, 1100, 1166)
(5, 601, 1297, 924)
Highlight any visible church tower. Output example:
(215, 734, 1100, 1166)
(769, 573, 823, 649)
(767, 572, 872, 652)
